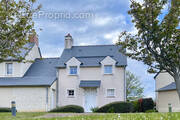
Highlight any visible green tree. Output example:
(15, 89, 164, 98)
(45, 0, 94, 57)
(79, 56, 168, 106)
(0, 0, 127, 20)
(0, 0, 41, 62)
(126, 71, 144, 101)
(118, 0, 180, 97)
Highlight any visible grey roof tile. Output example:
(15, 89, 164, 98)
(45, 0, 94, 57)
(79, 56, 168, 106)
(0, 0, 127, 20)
(157, 82, 176, 92)
(58, 45, 127, 67)
(0, 58, 59, 86)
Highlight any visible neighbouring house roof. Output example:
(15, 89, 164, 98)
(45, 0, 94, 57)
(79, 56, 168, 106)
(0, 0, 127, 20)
(5, 43, 36, 61)
(0, 58, 59, 87)
(79, 80, 101, 88)
(157, 82, 176, 92)
(57, 45, 127, 68)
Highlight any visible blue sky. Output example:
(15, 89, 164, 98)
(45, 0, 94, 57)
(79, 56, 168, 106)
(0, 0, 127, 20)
(33, 0, 155, 98)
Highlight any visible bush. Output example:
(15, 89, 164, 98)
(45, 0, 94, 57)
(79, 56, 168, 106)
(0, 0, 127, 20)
(91, 107, 99, 113)
(50, 105, 84, 113)
(107, 107, 115, 113)
(131, 100, 139, 112)
(95, 101, 133, 113)
(0, 108, 11, 112)
(139, 98, 154, 112)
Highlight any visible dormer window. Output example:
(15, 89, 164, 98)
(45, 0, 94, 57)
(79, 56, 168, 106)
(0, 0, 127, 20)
(6, 63, 13, 75)
(104, 65, 112, 74)
(69, 66, 77, 75)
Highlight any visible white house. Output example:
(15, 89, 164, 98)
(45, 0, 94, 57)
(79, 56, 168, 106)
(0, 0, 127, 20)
(155, 72, 180, 112)
(0, 34, 127, 112)
(0, 35, 57, 112)
(57, 34, 127, 112)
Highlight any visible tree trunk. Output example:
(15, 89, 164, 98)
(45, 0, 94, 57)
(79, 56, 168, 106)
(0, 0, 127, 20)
(174, 72, 180, 99)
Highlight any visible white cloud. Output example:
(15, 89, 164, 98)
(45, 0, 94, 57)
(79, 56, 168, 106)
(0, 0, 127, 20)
(114, 14, 127, 25)
(41, 44, 63, 57)
(129, 0, 144, 4)
(79, 42, 90, 46)
(93, 14, 126, 27)
(76, 35, 100, 45)
(104, 31, 121, 44)
(76, 26, 88, 33)
(130, 26, 138, 35)
(136, 0, 144, 4)
(93, 16, 112, 26)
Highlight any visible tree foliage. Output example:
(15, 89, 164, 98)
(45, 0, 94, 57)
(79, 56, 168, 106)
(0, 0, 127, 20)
(126, 71, 144, 101)
(118, 0, 180, 97)
(0, 0, 41, 62)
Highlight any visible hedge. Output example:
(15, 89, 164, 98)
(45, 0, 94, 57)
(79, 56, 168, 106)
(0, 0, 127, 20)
(0, 108, 11, 112)
(50, 105, 84, 113)
(138, 98, 154, 112)
(95, 101, 133, 113)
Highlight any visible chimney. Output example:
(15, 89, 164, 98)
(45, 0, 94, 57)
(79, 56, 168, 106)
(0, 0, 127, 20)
(29, 34, 39, 46)
(65, 33, 73, 49)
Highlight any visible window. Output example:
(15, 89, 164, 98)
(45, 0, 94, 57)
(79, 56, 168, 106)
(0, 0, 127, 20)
(6, 63, 13, 75)
(69, 66, 77, 75)
(104, 65, 112, 74)
(67, 89, 75, 97)
(107, 89, 115, 97)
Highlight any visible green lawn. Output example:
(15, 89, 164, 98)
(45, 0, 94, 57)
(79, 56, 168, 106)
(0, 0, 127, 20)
(0, 112, 180, 120)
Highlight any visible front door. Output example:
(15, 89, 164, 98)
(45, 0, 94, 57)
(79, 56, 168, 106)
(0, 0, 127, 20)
(84, 88, 97, 112)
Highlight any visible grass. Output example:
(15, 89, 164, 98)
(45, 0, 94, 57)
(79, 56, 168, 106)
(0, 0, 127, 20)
(0, 112, 45, 120)
(0, 112, 180, 120)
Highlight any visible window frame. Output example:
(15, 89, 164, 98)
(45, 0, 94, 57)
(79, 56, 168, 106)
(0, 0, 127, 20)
(106, 88, 115, 97)
(67, 89, 75, 98)
(104, 65, 113, 74)
(6, 63, 13, 75)
(69, 66, 78, 75)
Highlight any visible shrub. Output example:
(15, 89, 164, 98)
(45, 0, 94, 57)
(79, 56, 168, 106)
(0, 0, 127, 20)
(107, 107, 115, 113)
(50, 105, 84, 113)
(95, 101, 133, 113)
(91, 107, 99, 113)
(131, 100, 139, 112)
(0, 108, 11, 112)
(139, 98, 154, 112)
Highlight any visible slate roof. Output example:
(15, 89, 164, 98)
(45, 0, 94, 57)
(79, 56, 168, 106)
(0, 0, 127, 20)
(157, 82, 176, 92)
(5, 43, 35, 61)
(0, 58, 59, 86)
(79, 80, 101, 88)
(58, 45, 127, 68)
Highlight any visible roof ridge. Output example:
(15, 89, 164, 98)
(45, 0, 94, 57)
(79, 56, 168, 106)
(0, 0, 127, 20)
(37, 57, 60, 59)
(73, 44, 116, 47)
(76, 56, 112, 58)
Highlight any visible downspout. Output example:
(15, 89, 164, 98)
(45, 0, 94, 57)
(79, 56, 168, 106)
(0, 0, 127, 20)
(124, 66, 127, 101)
(56, 68, 59, 107)
(46, 87, 49, 111)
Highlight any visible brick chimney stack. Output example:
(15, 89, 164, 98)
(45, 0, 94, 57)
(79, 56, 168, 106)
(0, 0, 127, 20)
(29, 34, 39, 46)
(65, 33, 73, 49)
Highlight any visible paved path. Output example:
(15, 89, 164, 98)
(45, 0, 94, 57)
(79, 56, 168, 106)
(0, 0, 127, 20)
(38, 113, 108, 118)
